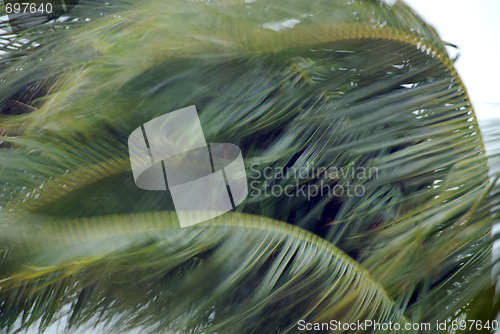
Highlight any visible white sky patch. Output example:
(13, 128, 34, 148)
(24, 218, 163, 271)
(404, 0, 500, 120)
(262, 18, 301, 32)
(383, 0, 398, 6)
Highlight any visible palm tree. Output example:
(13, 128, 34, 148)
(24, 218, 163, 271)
(0, 0, 498, 333)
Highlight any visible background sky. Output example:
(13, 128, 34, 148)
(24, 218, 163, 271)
(404, 0, 500, 121)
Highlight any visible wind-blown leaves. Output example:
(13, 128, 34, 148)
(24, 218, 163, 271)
(0, 0, 498, 333)
(0, 212, 409, 333)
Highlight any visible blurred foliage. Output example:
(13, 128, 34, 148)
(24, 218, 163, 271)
(0, 0, 499, 333)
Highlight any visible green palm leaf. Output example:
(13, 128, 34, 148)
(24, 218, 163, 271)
(0, 212, 409, 333)
(0, 0, 498, 333)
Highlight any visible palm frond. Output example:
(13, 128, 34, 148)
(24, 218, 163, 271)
(0, 212, 409, 333)
(0, 0, 498, 332)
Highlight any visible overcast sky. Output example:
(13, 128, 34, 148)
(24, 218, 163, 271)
(404, 0, 500, 120)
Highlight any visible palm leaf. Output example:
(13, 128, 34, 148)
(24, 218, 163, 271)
(0, 212, 409, 333)
(0, 0, 498, 332)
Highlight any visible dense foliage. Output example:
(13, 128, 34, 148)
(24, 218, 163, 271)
(0, 0, 498, 333)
